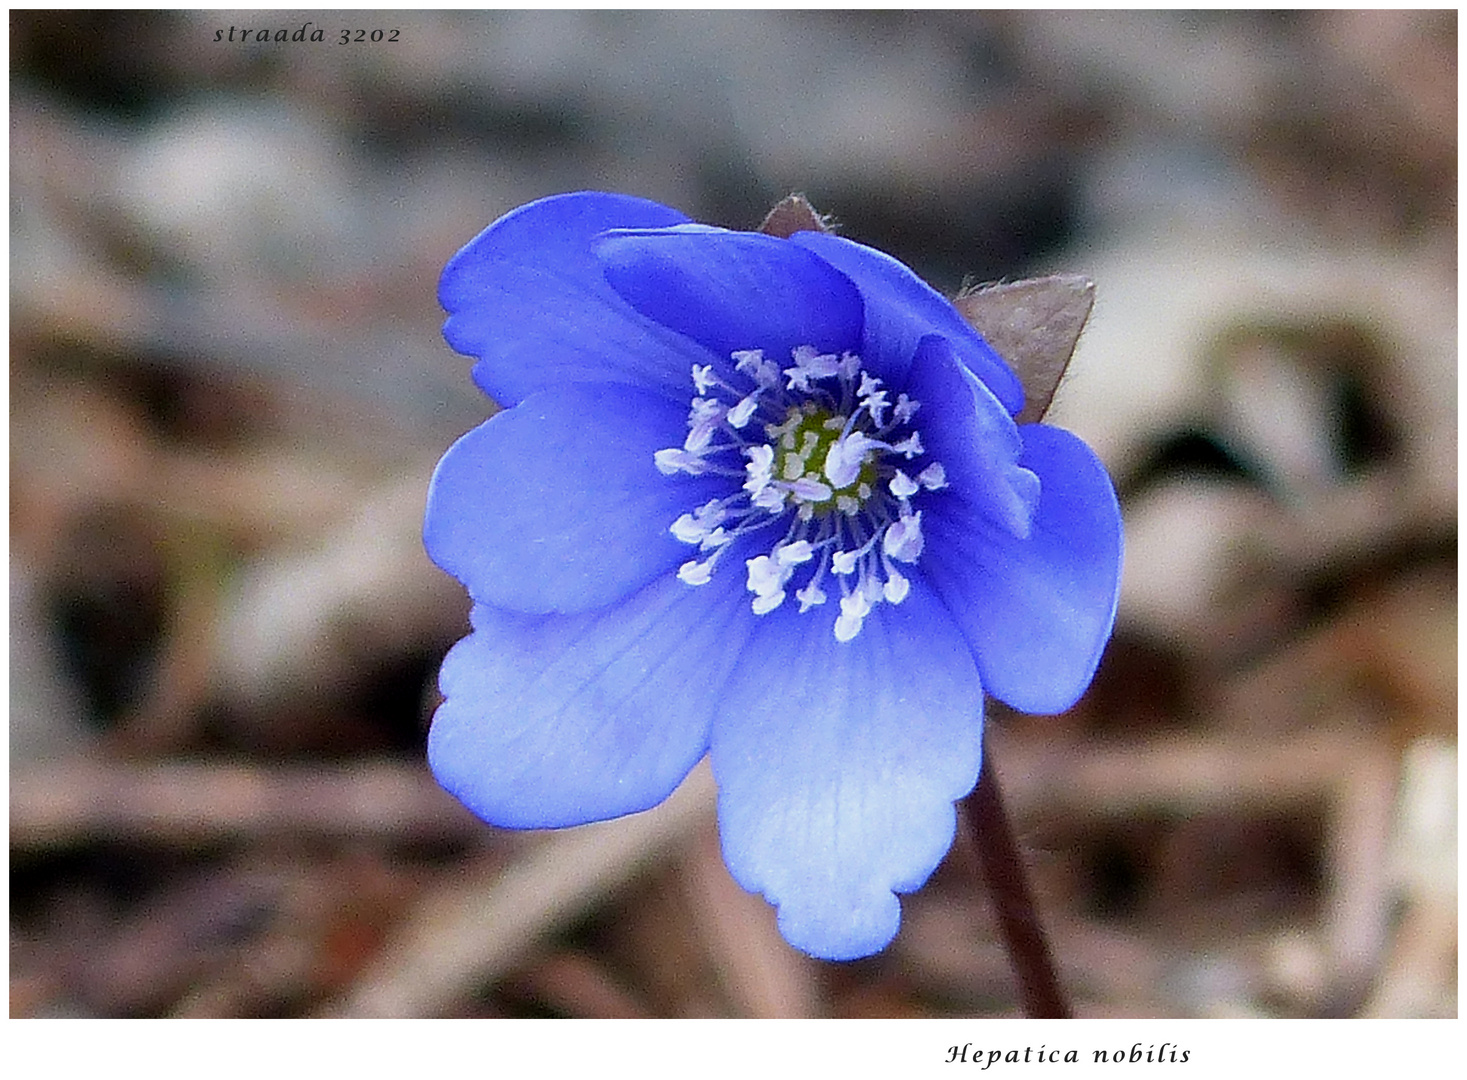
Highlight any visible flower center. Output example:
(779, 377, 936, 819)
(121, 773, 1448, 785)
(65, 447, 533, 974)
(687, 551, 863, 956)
(655, 345, 947, 642)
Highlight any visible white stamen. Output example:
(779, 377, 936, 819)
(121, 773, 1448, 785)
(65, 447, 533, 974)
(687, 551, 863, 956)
(775, 540, 814, 566)
(670, 513, 708, 544)
(891, 432, 924, 459)
(889, 470, 919, 499)
(882, 511, 924, 562)
(787, 477, 833, 502)
(656, 448, 710, 475)
(746, 554, 785, 597)
(685, 415, 722, 453)
(752, 590, 786, 615)
(883, 569, 910, 604)
(796, 582, 827, 611)
(678, 558, 715, 585)
(917, 462, 947, 490)
(752, 485, 787, 511)
(824, 431, 882, 489)
(834, 590, 872, 642)
(692, 364, 719, 394)
(727, 394, 759, 428)
(734, 349, 781, 389)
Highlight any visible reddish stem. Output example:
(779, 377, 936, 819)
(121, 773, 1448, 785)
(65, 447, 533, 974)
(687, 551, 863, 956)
(958, 747, 1072, 1018)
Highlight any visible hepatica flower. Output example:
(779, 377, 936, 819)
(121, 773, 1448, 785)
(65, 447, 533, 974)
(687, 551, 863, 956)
(424, 192, 1121, 961)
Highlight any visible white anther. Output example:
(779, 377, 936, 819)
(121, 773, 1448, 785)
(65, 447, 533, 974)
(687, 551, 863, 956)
(891, 432, 924, 459)
(775, 540, 815, 566)
(795, 582, 827, 611)
(787, 477, 833, 503)
(685, 418, 722, 453)
(745, 555, 786, 598)
(889, 470, 919, 499)
(917, 462, 947, 490)
(782, 454, 806, 481)
(752, 590, 786, 615)
(689, 397, 724, 422)
(655, 448, 710, 475)
(864, 390, 890, 427)
(734, 349, 781, 389)
(785, 346, 840, 391)
(792, 345, 841, 375)
(882, 511, 924, 562)
(743, 444, 774, 490)
(883, 569, 910, 604)
(857, 372, 889, 426)
(834, 590, 873, 642)
(831, 550, 859, 575)
(670, 513, 709, 545)
(893, 394, 920, 423)
(727, 394, 760, 429)
(824, 431, 881, 489)
(836, 494, 860, 515)
(753, 485, 787, 511)
(678, 559, 715, 586)
(692, 364, 719, 394)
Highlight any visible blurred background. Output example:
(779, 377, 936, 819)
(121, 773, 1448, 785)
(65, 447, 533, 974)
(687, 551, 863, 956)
(9, 9, 1456, 1018)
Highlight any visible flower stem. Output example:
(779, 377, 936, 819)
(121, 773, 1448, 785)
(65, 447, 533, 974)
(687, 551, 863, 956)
(958, 748, 1072, 1018)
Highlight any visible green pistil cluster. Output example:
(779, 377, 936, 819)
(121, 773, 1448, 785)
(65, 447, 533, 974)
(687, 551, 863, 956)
(772, 403, 876, 515)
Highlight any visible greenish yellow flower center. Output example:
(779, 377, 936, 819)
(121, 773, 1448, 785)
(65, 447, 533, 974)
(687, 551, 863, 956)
(772, 403, 878, 515)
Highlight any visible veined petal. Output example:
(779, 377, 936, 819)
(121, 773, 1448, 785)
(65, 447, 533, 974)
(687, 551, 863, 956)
(924, 424, 1122, 715)
(791, 231, 1024, 413)
(904, 334, 1039, 539)
(440, 191, 706, 406)
(424, 384, 726, 614)
(710, 579, 983, 960)
(595, 227, 863, 369)
(431, 572, 752, 829)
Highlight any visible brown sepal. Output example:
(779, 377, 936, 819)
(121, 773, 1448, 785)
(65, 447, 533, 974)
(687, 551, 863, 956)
(955, 274, 1095, 425)
(758, 194, 835, 239)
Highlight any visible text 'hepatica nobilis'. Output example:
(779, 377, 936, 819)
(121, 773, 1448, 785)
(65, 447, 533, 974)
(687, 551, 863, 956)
(424, 192, 1122, 961)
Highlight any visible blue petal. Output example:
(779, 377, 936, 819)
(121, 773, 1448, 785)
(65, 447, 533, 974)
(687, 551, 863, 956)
(904, 334, 1039, 539)
(595, 227, 864, 370)
(430, 571, 753, 829)
(924, 424, 1122, 715)
(791, 232, 1025, 414)
(440, 191, 707, 406)
(424, 383, 728, 614)
(710, 580, 983, 960)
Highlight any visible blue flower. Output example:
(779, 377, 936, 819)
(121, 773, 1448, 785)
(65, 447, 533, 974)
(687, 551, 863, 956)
(424, 191, 1122, 961)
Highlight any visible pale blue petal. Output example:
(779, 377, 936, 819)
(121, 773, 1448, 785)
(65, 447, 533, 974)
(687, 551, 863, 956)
(595, 227, 863, 368)
(424, 383, 727, 614)
(792, 232, 1024, 413)
(440, 191, 707, 406)
(923, 424, 1122, 715)
(710, 580, 983, 960)
(430, 570, 753, 829)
